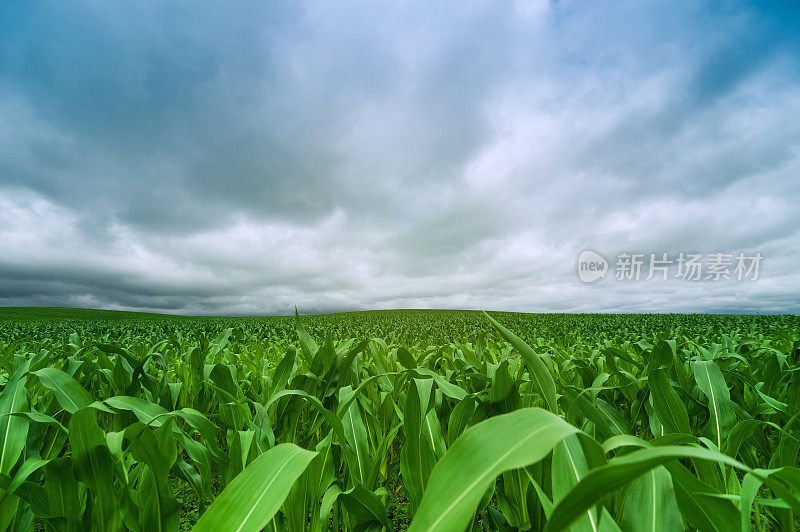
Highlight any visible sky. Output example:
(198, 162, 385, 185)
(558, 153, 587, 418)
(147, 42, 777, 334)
(1, 0, 799, 315)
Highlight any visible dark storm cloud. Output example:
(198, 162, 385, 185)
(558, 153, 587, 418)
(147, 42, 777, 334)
(1, 0, 799, 315)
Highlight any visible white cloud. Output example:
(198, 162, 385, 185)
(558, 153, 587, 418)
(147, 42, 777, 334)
(1, 0, 799, 314)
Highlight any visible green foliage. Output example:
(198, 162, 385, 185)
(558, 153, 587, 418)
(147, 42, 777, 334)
(0, 308, 798, 531)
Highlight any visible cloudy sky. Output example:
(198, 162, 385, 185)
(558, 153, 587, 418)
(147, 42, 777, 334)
(1, 1, 799, 315)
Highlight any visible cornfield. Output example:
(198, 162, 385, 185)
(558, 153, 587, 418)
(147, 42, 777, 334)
(0, 307, 798, 531)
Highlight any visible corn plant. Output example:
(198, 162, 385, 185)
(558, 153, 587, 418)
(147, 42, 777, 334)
(0, 307, 798, 531)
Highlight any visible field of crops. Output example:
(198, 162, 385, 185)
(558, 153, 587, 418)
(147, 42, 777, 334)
(0, 307, 798, 531)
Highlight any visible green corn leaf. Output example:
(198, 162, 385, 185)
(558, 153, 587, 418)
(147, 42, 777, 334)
(397, 346, 417, 369)
(666, 462, 740, 532)
(294, 308, 319, 365)
(33, 368, 92, 414)
(692, 360, 735, 449)
(400, 379, 438, 510)
(0, 376, 29, 475)
(43, 457, 82, 520)
(409, 368, 468, 401)
(447, 396, 477, 445)
(741, 468, 775, 532)
(104, 396, 169, 426)
(483, 312, 558, 413)
(0, 457, 48, 499)
(565, 390, 628, 440)
(648, 340, 676, 373)
(340, 387, 370, 484)
(408, 408, 579, 532)
(69, 408, 122, 530)
(545, 445, 800, 532)
(194, 443, 317, 532)
(621, 465, 682, 532)
(648, 369, 691, 434)
(338, 483, 392, 531)
(552, 434, 604, 532)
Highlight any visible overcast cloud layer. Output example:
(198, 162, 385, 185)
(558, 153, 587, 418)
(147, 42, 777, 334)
(1, 0, 799, 315)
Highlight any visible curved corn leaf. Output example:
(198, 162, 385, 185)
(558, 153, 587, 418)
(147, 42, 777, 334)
(33, 368, 92, 414)
(194, 443, 317, 532)
(545, 445, 800, 532)
(408, 408, 578, 532)
(483, 312, 558, 412)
